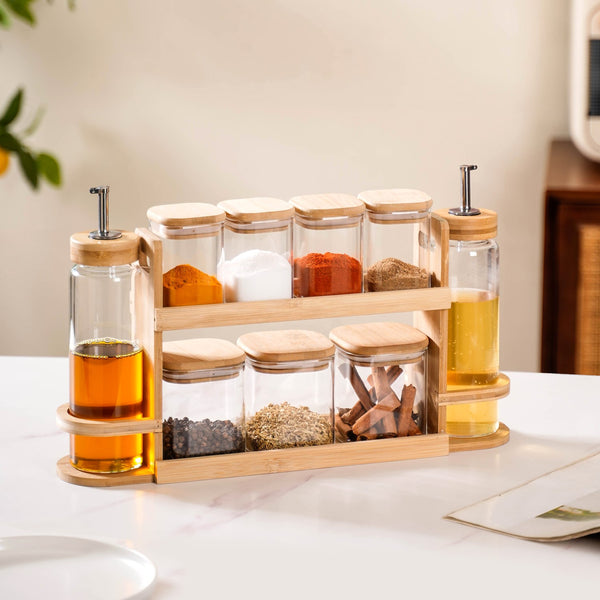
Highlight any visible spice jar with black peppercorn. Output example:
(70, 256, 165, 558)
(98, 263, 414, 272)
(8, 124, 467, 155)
(290, 193, 365, 297)
(237, 329, 335, 451)
(161, 338, 245, 459)
(358, 189, 432, 292)
(329, 322, 428, 442)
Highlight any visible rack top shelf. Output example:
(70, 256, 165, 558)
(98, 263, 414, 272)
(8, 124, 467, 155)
(154, 287, 450, 331)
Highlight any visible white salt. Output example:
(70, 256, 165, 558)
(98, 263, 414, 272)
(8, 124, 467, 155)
(218, 249, 291, 302)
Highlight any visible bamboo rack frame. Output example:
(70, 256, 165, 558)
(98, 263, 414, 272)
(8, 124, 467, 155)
(56, 214, 510, 486)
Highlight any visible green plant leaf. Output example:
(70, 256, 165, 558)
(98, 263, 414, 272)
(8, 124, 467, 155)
(22, 106, 45, 137)
(3, 0, 36, 25)
(0, 88, 23, 128)
(0, 5, 11, 28)
(37, 152, 61, 186)
(16, 147, 38, 189)
(0, 131, 23, 152)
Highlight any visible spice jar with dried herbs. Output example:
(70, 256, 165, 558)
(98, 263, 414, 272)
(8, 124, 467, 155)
(329, 322, 428, 442)
(217, 197, 293, 302)
(237, 329, 335, 451)
(161, 338, 245, 459)
(147, 203, 225, 307)
(358, 189, 432, 292)
(290, 193, 365, 297)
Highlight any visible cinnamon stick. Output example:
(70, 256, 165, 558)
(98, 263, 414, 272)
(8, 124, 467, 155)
(338, 363, 375, 425)
(335, 413, 352, 441)
(352, 390, 401, 436)
(367, 364, 403, 395)
(397, 384, 417, 436)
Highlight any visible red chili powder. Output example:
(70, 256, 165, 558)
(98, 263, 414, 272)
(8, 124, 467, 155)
(293, 252, 362, 297)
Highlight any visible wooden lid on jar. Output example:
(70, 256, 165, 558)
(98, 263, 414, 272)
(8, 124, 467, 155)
(290, 193, 365, 219)
(146, 203, 225, 227)
(162, 338, 245, 372)
(358, 189, 433, 214)
(329, 322, 428, 357)
(217, 197, 293, 223)
(433, 208, 497, 241)
(70, 231, 139, 266)
(237, 329, 335, 363)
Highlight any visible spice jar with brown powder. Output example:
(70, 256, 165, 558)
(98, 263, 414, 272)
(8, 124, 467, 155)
(290, 193, 365, 297)
(358, 189, 432, 292)
(147, 203, 225, 307)
(329, 322, 428, 442)
(162, 338, 245, 459)
(237, 329, 335, 451)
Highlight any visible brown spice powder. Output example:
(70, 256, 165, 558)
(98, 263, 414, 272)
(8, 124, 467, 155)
(366, 257, 428, 292)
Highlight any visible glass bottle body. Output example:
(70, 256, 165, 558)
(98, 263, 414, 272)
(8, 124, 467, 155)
(69, 263, 144, 473)
(446, 238, 499, 437)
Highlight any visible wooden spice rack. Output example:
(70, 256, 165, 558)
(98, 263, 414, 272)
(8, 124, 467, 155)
(56, 214, 510, 487)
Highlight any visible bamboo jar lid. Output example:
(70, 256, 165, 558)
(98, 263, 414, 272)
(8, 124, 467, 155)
(217, 197, 293, 223)
(434, 208, 497, 241)
(146, 203, 225, 227)
(162, 338, 245, 372)
(237, 329, 335, 363)
(329, 322, 428, 357)
(70, 231, 139, 266)
(358, 189, 433, 214)
(290, 193, 365, 219)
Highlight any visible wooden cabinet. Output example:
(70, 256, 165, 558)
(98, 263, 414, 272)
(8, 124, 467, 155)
(541, 140, 600, 374)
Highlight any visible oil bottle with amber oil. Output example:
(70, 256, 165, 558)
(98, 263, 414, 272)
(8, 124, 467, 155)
(69, 186, 144, 473)
(435, 166, 500, 437)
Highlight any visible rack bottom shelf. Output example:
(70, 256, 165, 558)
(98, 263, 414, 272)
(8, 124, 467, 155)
(448, 422, 510, 453)
(56, 456, 155, 487)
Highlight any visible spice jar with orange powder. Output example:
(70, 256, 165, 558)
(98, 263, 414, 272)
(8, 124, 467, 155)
(290, 193, 365, 297)
(147, 203, 225, 307)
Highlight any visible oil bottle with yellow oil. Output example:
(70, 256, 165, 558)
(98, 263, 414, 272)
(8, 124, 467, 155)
(68, 186, 145, 473)
(435, 166, 501, 438)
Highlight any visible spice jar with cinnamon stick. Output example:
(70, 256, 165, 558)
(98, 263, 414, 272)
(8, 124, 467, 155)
(290, 193, 365, 297)
(217, 197, 293, 302)
(147, 203, 225, 307)
(358, 189, 432, 292)
(329, 322, 428, 442)
(237, 329, 335, 451)
(162, 338, 245, 459)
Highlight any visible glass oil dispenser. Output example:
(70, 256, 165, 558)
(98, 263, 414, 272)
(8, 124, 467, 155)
(434, 166, 500, 437)
(69, 186, 144, 473)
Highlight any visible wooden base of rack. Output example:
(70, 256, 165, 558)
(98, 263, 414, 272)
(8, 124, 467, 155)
(56, 457, 155, 487)
(448, 422, 510, 453)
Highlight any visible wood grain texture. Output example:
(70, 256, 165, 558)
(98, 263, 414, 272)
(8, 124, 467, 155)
(56, 404, 161, 436)
(155, 434, 449, 483)
(438, 373, 511, 406)
(56, 456, 155, 487)
(448, 422, 510, 453)
(156, 287, 451, 331)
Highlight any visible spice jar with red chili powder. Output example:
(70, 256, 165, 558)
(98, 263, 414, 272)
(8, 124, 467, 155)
(290, 193, 365, 297)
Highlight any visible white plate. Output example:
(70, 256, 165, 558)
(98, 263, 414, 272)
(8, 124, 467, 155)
(0, 535, 156, 599)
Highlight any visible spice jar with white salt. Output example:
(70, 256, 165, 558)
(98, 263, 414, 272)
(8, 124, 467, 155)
(290, 193, 365, 297)
(358, 189, 432, 292)
(237, 329, 335, 451)
(217, 197, 293, 302)
(162, 338, 245, 459)
(329, 322, 428, 442)
(147, 203, 226, 307)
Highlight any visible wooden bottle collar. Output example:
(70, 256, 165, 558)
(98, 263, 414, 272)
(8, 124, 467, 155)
(433, 208, 497, 241)
(70, 231, 139, 266)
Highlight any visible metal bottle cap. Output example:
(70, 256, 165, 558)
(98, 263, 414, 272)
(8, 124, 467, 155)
(89, 186, 122, 240)
(448, 165, 481, 216)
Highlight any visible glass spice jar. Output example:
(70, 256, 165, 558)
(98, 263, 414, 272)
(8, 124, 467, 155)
(69, 186, 144, 474)
(237, 329, 335, 451)
(358, 188, 432, 292)
(217, 197, 293, 302)
(289, 193, 365, 297)
(161, 338, 245, 459)
(329, 322, 428, 442)
(434, 165, 500, 437)
(147, 203, 225, 307)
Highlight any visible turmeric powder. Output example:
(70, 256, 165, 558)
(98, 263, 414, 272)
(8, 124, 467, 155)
(163, 264, 223, 307)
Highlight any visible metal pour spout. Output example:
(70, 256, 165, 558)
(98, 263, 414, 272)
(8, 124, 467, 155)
(449, 165, 481, 216)
(88, 186, 122, 240)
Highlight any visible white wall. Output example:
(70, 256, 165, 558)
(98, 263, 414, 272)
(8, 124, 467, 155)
(0, 0, 569, 372)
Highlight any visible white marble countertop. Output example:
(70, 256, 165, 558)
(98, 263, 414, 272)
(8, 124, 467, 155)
(1, 356, 599, 599)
